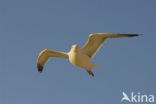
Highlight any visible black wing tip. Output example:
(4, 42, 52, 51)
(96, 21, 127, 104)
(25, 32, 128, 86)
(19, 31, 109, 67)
(126, 34, 143, 37)
(37, 64, 43, 73)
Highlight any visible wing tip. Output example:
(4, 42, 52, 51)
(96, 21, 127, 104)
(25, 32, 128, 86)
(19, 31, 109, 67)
(90, 33, 143, 37)
(127, 34, 143, 37)
(37, 64, 43, 73)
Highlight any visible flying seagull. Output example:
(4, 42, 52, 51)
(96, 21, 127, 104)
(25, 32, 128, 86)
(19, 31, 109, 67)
(37, 33, 142, 77)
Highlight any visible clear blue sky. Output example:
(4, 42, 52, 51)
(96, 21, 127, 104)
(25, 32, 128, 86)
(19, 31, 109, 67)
(1, 0, 156, 104)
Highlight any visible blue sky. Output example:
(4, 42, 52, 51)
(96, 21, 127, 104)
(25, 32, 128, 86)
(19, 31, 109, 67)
(1, 0, 156, 104)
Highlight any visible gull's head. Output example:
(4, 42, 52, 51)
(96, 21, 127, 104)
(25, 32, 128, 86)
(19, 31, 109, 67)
(70, 44, 79, 52)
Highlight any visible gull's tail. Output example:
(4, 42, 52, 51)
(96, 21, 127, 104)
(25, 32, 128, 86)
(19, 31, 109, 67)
(87, 64, 100, 77)
(91, 64, 100, 69)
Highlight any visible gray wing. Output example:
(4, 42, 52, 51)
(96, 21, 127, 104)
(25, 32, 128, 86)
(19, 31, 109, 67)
(81, 33, 142, 58)
(37, 49, 68, 73)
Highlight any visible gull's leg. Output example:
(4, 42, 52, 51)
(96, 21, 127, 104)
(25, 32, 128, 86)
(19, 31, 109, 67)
(87, 70, 94, 77)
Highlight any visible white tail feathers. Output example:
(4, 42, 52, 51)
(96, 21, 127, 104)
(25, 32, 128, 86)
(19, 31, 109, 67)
(92, 64, 100, 69)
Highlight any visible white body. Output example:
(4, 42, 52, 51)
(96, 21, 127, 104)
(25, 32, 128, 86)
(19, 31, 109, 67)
(68, 46, 98, 70)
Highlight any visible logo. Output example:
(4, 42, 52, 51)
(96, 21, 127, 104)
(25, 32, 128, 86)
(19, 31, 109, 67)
(121, 92, 154, 103)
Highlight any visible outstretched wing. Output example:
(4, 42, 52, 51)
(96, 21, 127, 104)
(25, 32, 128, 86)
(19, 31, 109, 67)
(37, 49, 68, 73)
(81, 33, 142, 58)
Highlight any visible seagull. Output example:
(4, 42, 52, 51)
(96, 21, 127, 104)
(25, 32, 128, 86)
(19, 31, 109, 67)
(37, 33, 142, 77)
